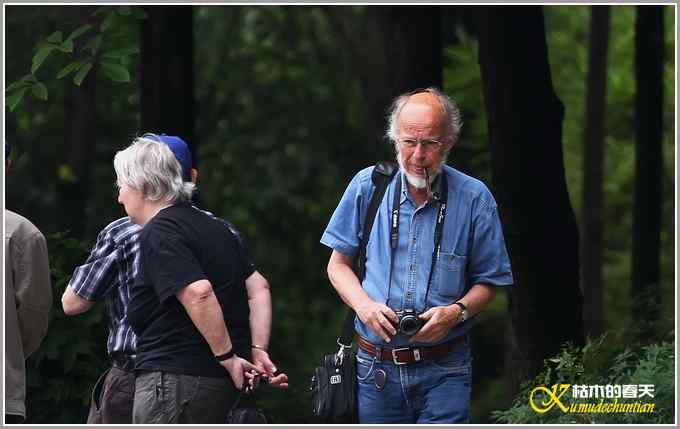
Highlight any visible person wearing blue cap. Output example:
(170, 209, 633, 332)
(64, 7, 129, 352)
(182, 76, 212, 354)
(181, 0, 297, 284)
(61, 133, 286, 424)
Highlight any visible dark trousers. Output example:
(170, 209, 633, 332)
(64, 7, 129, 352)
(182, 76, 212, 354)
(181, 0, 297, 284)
(132, 370, 238, 424)
(87, 366, 135, 424)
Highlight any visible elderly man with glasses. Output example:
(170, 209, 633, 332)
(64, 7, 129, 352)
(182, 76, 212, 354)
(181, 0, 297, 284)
(320, 88, 513, 423)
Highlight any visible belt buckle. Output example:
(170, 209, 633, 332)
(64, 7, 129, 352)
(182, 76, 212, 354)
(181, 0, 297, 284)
(391, 347, 410, 365)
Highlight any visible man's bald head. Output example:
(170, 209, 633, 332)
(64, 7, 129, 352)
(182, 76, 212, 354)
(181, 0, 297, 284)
(386, 87, 462, 147)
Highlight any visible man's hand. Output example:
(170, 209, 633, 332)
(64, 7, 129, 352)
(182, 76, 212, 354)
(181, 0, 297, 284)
(220, 354, 259, 390)
(355, 299, 398, 342)
(409, 305, 459, 343)
(251, 348, 289, 389)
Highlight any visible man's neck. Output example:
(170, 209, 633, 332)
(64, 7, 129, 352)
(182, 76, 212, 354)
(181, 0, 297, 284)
(139, 200, 175, 225)
(407, 183, 429, 208)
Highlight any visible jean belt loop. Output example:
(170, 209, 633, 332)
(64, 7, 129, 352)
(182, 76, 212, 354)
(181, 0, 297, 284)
(374, 345, 383, 363)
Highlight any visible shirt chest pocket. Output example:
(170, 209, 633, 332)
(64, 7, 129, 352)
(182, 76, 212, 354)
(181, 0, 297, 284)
(434, 252, 466, 299)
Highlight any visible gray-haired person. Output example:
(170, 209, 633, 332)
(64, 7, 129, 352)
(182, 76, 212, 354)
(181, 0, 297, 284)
(321, 88, 513, 423)
(112, 136, 275, 423)
(63, 134, 286, 424)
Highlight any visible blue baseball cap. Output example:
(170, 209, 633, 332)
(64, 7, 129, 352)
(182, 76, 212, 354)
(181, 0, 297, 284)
(142, 133, 192, 180)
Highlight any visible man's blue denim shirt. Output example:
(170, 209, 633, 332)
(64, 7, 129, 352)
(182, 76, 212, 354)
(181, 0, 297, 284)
(321, 164, 514, 348)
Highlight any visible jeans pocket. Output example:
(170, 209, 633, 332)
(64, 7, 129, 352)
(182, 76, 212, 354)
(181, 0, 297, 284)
(430, 350, 471, 374)
(356, 354, 376, 382)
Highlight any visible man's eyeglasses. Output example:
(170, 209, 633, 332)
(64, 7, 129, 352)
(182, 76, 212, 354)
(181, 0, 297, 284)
(397, 138, 444, 151)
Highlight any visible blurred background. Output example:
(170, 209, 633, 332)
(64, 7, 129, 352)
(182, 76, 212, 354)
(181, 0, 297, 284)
(4, 5, 675, 424)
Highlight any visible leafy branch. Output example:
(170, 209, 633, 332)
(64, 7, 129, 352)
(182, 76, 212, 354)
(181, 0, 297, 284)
(6, 5, 146, 112)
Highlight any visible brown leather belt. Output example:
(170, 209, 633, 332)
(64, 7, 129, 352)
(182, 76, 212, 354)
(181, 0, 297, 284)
(357, 335, 466, 365)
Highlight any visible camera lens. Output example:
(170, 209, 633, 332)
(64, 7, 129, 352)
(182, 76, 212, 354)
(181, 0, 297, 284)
(399, 315, 421, 336)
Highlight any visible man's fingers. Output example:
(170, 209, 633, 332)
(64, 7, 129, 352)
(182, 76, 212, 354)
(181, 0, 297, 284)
(371, 322, 392, 343)
(268, 373, 289, 389)
(419, 308, 434, 320)
(379, 314, 397, 335)
(383, 307, 399, 324)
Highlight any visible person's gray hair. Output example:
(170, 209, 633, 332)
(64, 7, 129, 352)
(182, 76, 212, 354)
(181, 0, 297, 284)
(385, 87, 463, 147)
(113, 137, 195, 203)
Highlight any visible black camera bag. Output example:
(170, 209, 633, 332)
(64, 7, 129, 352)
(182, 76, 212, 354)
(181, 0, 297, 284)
(310, 161, 397, 423)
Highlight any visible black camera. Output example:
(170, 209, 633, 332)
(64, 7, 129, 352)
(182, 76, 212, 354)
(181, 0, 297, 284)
(394, 309, 423, 336)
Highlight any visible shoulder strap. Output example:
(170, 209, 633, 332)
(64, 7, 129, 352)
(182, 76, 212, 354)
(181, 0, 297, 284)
(338, 162, 397, 347)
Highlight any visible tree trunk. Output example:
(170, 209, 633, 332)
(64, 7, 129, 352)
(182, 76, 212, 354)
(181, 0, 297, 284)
(581, 6, 610, 339)
(632, 6, 664, 329)
(477, 6, 585, 391)
(324, 6, 442, 168)
(141, 6, 196, 163)
(59, 63, 97, 238)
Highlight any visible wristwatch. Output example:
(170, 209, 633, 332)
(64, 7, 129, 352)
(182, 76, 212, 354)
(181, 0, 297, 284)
(453, 302, 468, 322)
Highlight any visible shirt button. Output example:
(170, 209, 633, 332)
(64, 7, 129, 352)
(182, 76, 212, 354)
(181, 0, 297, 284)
(409, 264, 415, 272)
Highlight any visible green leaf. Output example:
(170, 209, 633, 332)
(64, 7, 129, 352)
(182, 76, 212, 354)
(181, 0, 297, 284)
(101, 11, 117, 32)
(31, 82, 48, 100)
(31, 46, 54, 74)
(56, 61, 82, 79)
(67, 24, 92, 41)
(83, 35, 102, 55)
(5, 80, 29, 92)
(100, 62, 130, 82)
(117, 6, 131, 15)
(101, 46, 140, 58)
(6, 87, 27, 112)
(73, 62, 93, 86)
(58, 39, 74, 53)
(46, 31, 63, 43)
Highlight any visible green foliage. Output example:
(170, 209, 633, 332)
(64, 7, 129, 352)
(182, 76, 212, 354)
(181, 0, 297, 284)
(25, 233, 108, 423)
(5, 5, 144, 110)
(492, 334, 675, 424)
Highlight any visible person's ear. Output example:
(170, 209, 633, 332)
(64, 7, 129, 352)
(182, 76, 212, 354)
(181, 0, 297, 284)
(190, 168, 198, 184)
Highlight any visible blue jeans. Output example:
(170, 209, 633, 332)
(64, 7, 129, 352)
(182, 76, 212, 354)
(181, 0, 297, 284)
(356, 339, 472, 423)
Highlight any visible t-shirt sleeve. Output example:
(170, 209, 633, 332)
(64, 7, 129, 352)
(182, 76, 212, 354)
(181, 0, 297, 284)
(142, 223, 207, 303)
(467, 194, 514, 287)
(320, 169, 371, 257)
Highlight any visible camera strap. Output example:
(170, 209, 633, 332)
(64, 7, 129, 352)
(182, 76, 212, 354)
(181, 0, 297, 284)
(338, 161, 397, 348)
(386, 170, 448, 310)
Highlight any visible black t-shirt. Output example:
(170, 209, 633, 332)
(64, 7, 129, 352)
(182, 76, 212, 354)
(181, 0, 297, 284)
(128, 203, 256, 377)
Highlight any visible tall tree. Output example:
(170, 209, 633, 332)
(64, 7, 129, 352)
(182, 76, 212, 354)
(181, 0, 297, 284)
(632, 6, 664, 328)
(477, 6, 585, 388)
(325, 6, 442, 168)
(141, 6, 196, 161)
(581, 6, 610, 339)
(57, 6, 99, 238)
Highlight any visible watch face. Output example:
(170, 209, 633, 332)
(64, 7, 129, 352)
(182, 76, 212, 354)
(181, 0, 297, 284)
(461, 310, 468, 321)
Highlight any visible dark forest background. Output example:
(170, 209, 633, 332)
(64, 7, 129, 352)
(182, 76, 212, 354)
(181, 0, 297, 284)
(4, 5, 675, 424)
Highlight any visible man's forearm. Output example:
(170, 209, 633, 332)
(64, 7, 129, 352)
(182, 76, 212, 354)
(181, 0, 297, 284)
(327, 250, 372, 311)
(249, 290, 271, 348)
(452, 283, 497, 318)
(177, 280, 232, 356)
